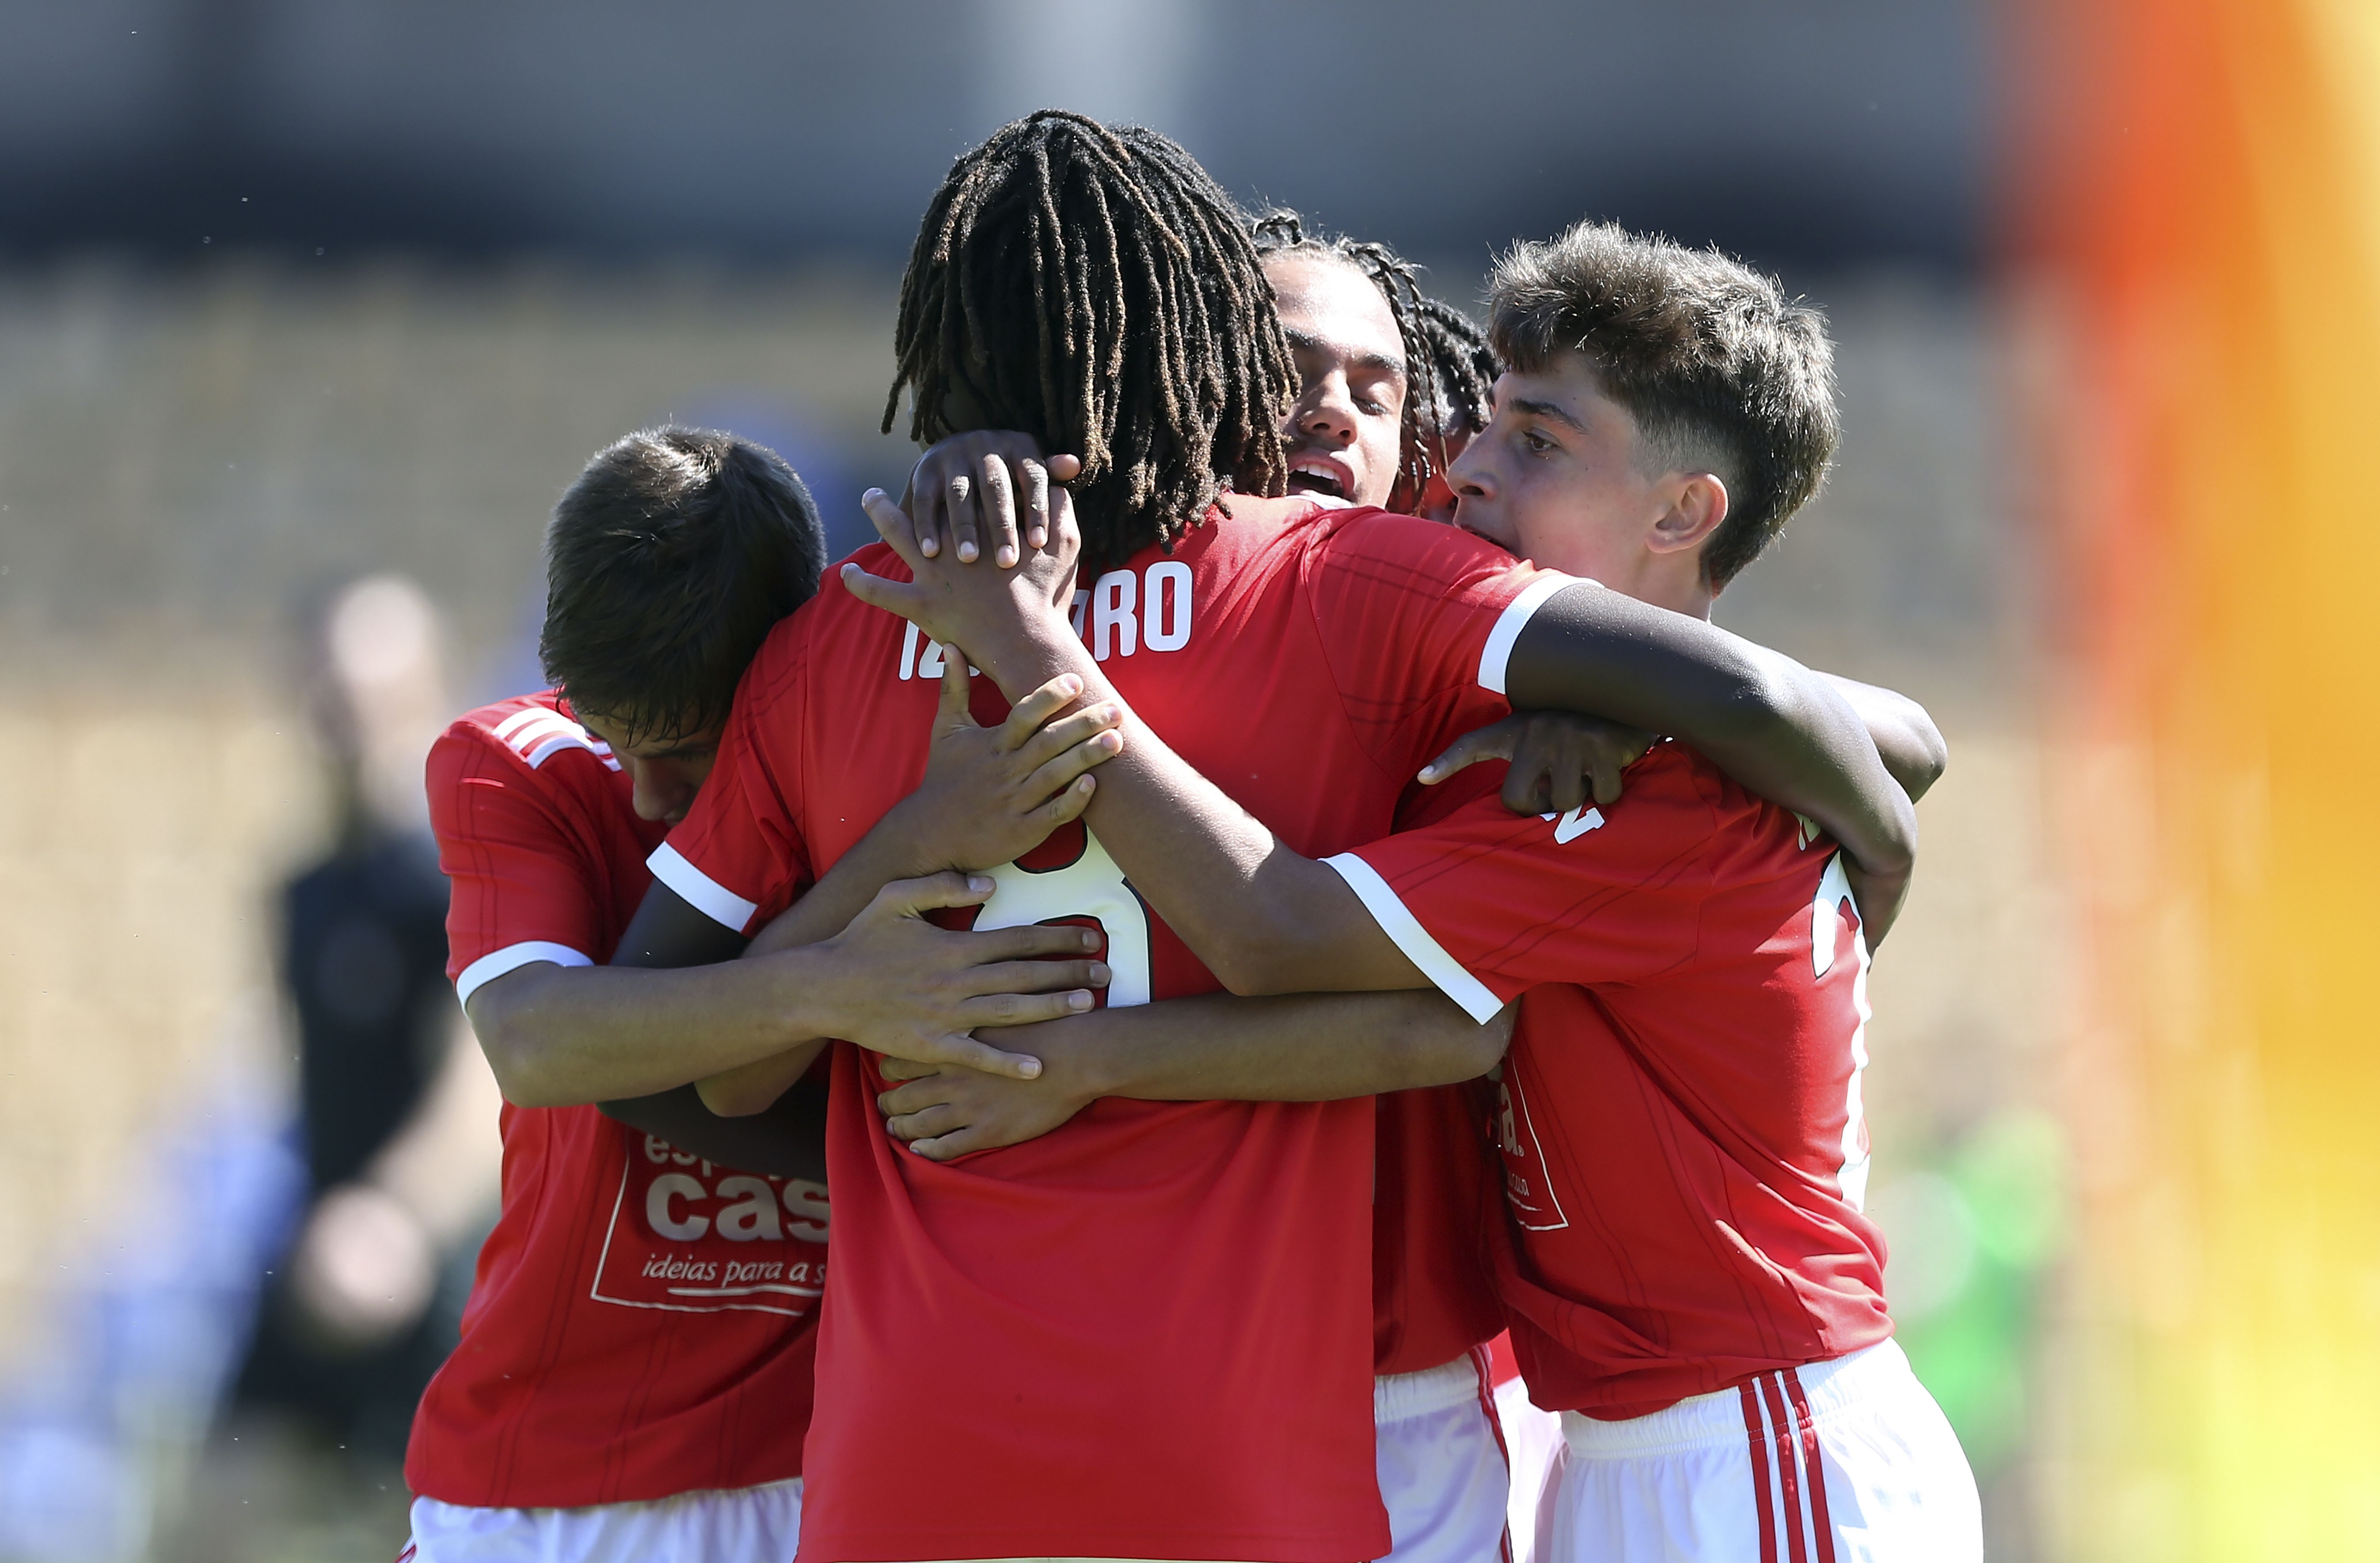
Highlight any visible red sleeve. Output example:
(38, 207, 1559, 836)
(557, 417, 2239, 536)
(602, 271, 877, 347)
(1324, 746, 1716, 1021)
(428, 723, 607, 1004)
(649, 620, 817, 933)
(1301, 508, 1578, 777)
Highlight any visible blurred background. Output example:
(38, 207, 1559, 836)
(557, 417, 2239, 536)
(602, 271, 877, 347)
(1, 1, 2371, 1559)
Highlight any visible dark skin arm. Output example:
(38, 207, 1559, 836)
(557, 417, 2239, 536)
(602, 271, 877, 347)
(1413, 677, 1942, 819)
(1819, 673, 1947, 801)
(905, 437, 1947, 817)
(844, 482, 1918, 1002)
(873, 992, 1515, 1162)
(597, 664, 1124, 1157)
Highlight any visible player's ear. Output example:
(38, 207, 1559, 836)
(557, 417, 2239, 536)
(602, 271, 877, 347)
(1648, 474, 1727, 556)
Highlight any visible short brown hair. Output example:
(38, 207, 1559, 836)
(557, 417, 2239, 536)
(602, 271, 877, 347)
(1488, 221, 1838, 588)
(540, 427, 825, 745)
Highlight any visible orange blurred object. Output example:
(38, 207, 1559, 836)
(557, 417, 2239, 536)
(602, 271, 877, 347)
(2013, 0, 2380, 1555)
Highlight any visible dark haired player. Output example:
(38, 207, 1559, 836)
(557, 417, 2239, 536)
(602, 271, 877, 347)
(623, 112, 1915, 1563)
(403, 427, 1121, 1562)
(866, 222, 1978, 1561)
(1252, 210, 1497, 519)
(890, 213, 1538, 1563)
(1250, 212, 1554, 1562)
(902, 212, 1920, 1563)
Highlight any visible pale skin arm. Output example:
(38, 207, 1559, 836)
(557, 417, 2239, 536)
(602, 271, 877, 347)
(874, 991, 1515, 1162)
(468, 863, 1099, 1108)
(466, 668, 1121, 1110)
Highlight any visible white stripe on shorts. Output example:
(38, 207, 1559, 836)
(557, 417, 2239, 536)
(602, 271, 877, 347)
(1542, 1339, 1980, 1563)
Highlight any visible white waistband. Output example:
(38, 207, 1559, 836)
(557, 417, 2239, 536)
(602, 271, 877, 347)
(1558, 1339, 1910, 1458)
(1375, 1351, 1487, 1423)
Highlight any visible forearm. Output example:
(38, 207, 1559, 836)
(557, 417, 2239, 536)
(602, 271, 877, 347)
(1046, 989, 1510, 1103)
(560, 819, 944, 1114)
(470, 957, 841, 1107)
(1506, 590, 1916, 877)
(601, 1075, 830, 1182)
(589, 804, 1017, 1155)
(1820, 673, 1948, 802)
(961, 616, 1414, 993)
(746, 804, 943, 956)
(691, 819, 947, 1113)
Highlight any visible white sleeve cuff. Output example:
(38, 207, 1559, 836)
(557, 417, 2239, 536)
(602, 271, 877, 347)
(1477, 572, 1582, 695)
(455, 941, 592, 1008)
(1322, 854, 1507, 1024)
(647, 842, 761, 933)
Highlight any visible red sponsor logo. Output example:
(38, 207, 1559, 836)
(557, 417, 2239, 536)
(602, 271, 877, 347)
(588, 1130, 828, 1316)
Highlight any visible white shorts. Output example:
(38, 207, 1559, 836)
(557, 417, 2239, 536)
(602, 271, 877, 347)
(1527, 1340, 1979, 1563)
(1373, 1349, 1512, 1563)
(1493, 1372, 1564, 1563)
(401, 1476, 803, 1563)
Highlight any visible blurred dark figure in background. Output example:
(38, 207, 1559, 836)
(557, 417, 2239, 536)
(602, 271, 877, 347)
(233, 575, 501, 1460)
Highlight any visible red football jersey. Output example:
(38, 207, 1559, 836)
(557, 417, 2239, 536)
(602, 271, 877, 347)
(407, 692, 823, 1508)
(1370, 767, 1510, 1377)
(656, 501, 1568, 1563)
(1331, 741, 1891, 1420)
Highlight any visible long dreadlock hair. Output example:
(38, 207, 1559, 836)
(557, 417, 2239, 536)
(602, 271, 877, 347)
(885, 111, 1297, 568)
(1251, 210, 1499, 508)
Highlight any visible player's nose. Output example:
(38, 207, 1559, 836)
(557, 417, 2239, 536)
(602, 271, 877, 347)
(1448, 438, 1493, 499)
(1298, 376, 1357, 442)
(626, 763, 683, 824)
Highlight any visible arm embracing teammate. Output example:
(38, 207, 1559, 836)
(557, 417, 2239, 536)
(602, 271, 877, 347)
(407, 427, 1121, 1563)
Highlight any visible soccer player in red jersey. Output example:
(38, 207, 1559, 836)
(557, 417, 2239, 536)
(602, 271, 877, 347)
(1240, 213, 1546, 1563)
(867, 223, 1978, 1561)
(408, 427, 1120, 1563)
(893, 210, 1935, 1563)
(1254, 216, 1524, 1563)
(898, 211, 1534, 1563)
(620, 113, 1914, 1563)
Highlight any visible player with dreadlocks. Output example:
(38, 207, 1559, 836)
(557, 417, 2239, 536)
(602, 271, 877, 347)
(886, 200, 1585, 1561)
(611, 110, 1918, 1563)
(902, 205, 1492, 555)
(881, 114, 1295, 569)
(896, 202, 1566, 1562)
(1252, 209, 1498, 517)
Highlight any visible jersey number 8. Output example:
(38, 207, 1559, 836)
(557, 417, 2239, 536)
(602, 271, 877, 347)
(973, 825, 1156, 1008)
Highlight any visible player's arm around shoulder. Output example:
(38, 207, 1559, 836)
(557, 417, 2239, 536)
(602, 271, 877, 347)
(1422, 676, 1945, 823)
(1502, 585, 1920, 938)
(1818, 672, 1948, 801)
